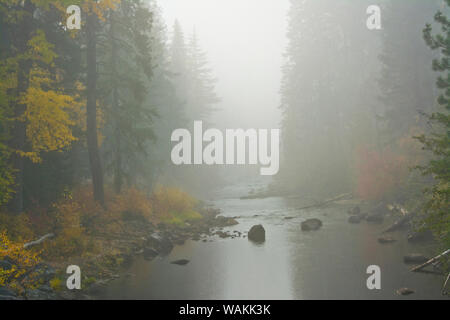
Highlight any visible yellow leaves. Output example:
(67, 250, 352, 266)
(0, 231, 41, 287)
(16, 67, 83, 163)
(82, 0, 121, 21)
(21, 87, 77, 155)
(27, 30, 57, 65)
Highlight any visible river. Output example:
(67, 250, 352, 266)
(98, 181, 448, 300)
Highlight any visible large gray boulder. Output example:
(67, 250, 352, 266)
(147, 232, 173, 255)
(301, 218, 322, 231)
(248, 225, 265, 243)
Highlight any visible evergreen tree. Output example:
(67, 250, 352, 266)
(186, 29, 219, 123)
(99, 0, 154, 193)
(417, 0, 450, 248)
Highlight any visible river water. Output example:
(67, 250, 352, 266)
(99, 181, 448, 300)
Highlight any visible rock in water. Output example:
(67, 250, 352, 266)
(248, 224, 266, 243)
(147, 232, 174, 255)
(301, 218, 322, 231)
(378, 237, 397, 244)
(396, 288, 415, 296)
(143, 247, 158, 260)
(403, 254, 429, 264)
(348, 215, 361, 224)
(171, 259, 190, 266)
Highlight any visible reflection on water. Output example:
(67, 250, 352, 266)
(99, 182, 448, 300)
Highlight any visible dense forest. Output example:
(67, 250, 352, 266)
(278, 0, 449, 248)
(0, 0, 221, 294)
(0, 0, 448, 299)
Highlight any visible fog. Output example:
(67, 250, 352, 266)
(160, 0, 288, 130)
(1, 0, 448, 301)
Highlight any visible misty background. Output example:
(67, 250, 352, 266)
(161, 0, 287, 130)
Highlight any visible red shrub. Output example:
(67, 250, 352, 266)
(355, 146, 408, 201)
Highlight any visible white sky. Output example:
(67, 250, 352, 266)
(158, 0, 290, 129)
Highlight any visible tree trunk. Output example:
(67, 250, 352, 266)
(109, 11, 123, 194)
(8, 1, 34, 214)
(86, 12, 105, 205)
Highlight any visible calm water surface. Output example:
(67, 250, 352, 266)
(99, 182, 448, 300)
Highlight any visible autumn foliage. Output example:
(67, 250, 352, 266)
(0, 231, 41, 288)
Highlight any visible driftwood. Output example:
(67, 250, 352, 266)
(296, 193, 352, 211)
(410, 249, 450, 273)
(442, 272, 450, 295)
(23, 233, 54, 249)
(382, 215, 413, 234)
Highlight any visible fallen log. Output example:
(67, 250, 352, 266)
(23, 233, 54, 249)
(296, 193, 352, 211)
(442, 272, 450, 295)
(410, 249, 450, 273)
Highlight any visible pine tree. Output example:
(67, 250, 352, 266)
(83, 0, 121, 205)
(186, 29, 219, 123)
(416, 0, 450, 248)
(99, 0, 155, 193)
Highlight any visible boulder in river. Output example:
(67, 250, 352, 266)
(171, 259, 190, 266)
(143, 247, 158, 260)
(403, 254, 429, 264)
(301, 218, 322, 231)
(396, 287, 415, 296)
(348, 215, 361, 224)
(248, 224, 266, 243)
(147, 232, 173, 255)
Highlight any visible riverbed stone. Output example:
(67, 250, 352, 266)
(30, 263, 56, 283)
(301, 218, 322, 231)
(248, 224, 266, 242)
(396, 287, 415, 296)
(171, 259, 190, 266)
(348, 215, 361, 224)
(147, 232, 173, 255)
(143, 247, 158, 260)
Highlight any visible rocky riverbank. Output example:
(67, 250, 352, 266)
(0, 207, 240, 300)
